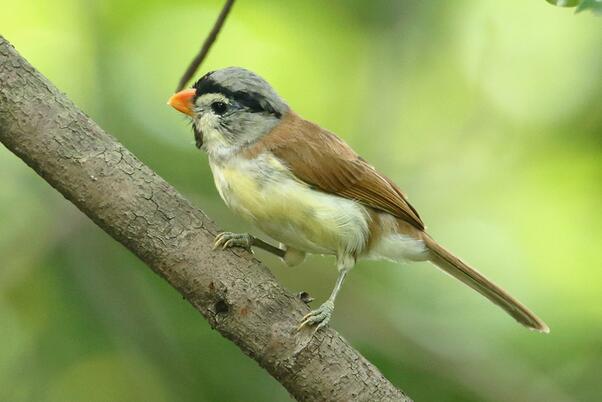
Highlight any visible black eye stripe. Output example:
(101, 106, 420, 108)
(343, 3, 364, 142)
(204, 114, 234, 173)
(193, 76, 281, 118)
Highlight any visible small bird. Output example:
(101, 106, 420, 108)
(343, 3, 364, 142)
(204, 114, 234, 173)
(168, 67, 549, 333)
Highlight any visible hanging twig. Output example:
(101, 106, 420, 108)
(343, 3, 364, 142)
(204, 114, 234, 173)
(175, 0, 236, 92)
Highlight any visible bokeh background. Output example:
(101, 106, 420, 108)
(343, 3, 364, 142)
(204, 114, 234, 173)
(1, 0, 601, 401)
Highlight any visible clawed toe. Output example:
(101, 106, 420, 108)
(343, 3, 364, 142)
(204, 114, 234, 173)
(213, 232, 253, 251)
(297, 301, 334, 332)
(213, 232, 227, 250)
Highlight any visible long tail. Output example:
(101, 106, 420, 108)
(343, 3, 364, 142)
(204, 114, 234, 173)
(423, 235, 549, 333)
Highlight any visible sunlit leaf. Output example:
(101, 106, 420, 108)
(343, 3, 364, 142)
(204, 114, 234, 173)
(546, 0, 602, 13)
(545, 0, 580, 6)
(576, 0, 602, 13)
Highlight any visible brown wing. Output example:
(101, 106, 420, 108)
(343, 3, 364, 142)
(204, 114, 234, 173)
(244, 112, 425, 230)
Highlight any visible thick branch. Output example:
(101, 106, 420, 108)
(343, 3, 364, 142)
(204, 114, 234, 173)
(0, 37, 410, 402)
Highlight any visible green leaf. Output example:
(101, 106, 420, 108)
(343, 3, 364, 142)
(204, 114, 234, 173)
(546, 0, 602, 14)
(545, 0, 580, 7)
(576, 0, 602, 13)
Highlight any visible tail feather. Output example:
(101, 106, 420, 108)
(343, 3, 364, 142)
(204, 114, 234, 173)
(423, 235, 549, 333)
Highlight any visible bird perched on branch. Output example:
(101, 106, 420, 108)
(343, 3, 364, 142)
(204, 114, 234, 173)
(168, 67, 549, 333)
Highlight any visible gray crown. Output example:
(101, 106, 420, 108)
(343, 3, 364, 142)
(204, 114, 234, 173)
(194, 67, 288, 117)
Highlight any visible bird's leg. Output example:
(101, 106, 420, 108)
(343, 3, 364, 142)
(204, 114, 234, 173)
(213, 232, 286, 258)
(297, 255, 354, 331)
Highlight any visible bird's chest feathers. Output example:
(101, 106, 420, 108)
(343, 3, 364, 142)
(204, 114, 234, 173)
(209, 154, 370, 254)
(210, 155, 296, 221)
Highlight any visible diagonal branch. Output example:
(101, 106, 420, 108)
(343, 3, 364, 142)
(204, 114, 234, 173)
(0, 37, 411, 402)
(175, 0, 236, 92)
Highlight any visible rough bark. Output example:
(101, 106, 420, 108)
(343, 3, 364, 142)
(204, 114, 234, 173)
(0, 37, 411, 402)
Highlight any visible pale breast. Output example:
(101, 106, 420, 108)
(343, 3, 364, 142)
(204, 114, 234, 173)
(210, 154, 370, 256)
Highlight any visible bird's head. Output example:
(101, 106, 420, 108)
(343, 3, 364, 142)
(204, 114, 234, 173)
(168, 67, 288, 153)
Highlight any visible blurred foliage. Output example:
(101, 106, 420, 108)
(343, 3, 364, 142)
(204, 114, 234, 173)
(577, 0, 602, 13)
(546, 0, 602, 13)
(1, 0, 601, 401)
(546, 0, 581, 8)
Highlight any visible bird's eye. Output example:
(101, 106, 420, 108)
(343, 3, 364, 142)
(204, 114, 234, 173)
(211, 101, 228, 115)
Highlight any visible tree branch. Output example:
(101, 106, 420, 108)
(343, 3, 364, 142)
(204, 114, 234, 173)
(0, 37, 410, 402)
(175, 0, 236, 92)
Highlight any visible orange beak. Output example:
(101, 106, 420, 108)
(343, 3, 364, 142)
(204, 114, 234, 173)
(167, 89, 196, 116)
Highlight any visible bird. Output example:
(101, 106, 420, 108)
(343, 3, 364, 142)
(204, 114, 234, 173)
(167, 67, 549, 333)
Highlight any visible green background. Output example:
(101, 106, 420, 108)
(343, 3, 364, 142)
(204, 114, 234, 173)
(1, 1, 601, 401)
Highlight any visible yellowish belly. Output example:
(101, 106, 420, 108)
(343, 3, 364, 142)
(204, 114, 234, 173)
(210, 155, 369, 255)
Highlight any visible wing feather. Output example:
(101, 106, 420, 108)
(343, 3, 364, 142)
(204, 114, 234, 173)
(244, 112, 425, 230)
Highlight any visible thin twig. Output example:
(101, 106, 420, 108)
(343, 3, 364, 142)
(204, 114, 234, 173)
(175, 0, 236, 92)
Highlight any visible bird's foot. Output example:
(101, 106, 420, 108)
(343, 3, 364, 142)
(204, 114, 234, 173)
(297, 300, 334, 332)
(213, 232, 253, 251)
